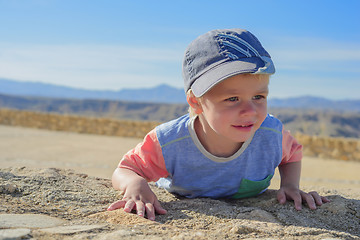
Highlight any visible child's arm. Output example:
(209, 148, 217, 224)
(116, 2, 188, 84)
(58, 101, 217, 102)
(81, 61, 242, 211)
(277, 130, 330, 210)
(107, 168, 167, 221)
(107, 129, 168, 220)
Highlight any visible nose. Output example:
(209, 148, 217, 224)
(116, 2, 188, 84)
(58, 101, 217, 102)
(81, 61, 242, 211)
(238, 100, 256, 116)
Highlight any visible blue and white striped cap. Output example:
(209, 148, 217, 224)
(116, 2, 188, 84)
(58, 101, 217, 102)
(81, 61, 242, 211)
(183, 29, 275, 97)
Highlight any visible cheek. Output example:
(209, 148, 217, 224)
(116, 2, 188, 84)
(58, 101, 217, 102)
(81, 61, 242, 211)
(202, 107, 223, 126)
(207, 109, 233, 129)
(259, 104, 268, 118)
(256, 105, 268, 126)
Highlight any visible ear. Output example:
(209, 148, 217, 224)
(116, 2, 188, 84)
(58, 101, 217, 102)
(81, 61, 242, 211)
(187, 91, 203, 114)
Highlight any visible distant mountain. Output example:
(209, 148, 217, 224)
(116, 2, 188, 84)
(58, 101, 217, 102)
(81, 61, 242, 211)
(0, 78, 186, 104)
(1, 78, 360, 111)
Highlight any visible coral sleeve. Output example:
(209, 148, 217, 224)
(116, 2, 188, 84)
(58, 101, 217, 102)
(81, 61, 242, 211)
(280, 129, 303, 165)
(118, 129, 169, 182)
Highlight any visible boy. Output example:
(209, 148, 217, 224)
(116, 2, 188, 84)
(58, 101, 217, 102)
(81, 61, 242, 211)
(108, 29, 329, 221)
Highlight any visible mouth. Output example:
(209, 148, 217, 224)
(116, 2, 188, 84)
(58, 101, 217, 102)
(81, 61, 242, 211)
(232, 123, 254, 131)
(238, 124, 253, 127)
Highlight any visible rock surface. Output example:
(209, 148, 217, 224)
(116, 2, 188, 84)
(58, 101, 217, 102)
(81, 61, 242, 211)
(1, 167, 359, 239)
(0, 214, 66, 229)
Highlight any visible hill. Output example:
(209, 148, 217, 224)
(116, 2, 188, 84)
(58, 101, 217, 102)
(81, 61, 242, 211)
(0, 78, 186, 104)
(269, 108, 360, 138)
(0, 93, 188, 122)
(1, 78, 360, 111)
(0, 93, 359, 138)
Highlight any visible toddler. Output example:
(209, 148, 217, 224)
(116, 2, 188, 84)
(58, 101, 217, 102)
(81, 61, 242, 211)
(108, 29, 329, 221)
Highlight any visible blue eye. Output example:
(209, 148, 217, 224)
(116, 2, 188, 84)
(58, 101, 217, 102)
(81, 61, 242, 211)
(226, 97, 239, 102)
(253, 95, 265, 100)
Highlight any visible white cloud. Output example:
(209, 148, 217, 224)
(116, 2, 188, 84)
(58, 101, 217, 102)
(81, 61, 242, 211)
(0, 35, 359, 100)
(266, 36, 360, 73)
(0, 43, 184, 90)
(263, 35, 360, 99)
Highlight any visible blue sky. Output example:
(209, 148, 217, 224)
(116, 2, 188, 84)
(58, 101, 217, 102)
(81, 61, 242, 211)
(0, 0, 359, 100)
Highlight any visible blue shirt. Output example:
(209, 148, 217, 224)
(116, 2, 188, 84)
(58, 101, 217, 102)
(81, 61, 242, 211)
(155, 114, 283, 199)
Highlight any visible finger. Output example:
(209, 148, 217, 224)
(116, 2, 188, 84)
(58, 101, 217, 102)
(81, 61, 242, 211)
(322, 196, 330, 203)
(145, 203, 156, 221)
(135, 201, 145, 217)
(153, 199, 167, 215)
(124, 199, 136, 213)
(309, 191, 324, 206)
(301, 192, 316, 210)
(107, 200, 126, 211)
(291, 192, 303, 211)
(276, 189, 287, 205)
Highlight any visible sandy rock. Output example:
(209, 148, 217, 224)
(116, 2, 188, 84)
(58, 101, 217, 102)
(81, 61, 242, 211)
(236, 209, 281, 224)
(1, 167, 360, 240)
(89, 209, 158, 226)
(0, 228, 31, 240)
(0, 214, 66, 229)
(39, 224, 107, 234)
(0, 183, 17, 194)
(96, 229, 144, 239)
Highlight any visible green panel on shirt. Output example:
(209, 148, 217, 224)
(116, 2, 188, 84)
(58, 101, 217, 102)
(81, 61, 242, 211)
(232, 174, 273, 199)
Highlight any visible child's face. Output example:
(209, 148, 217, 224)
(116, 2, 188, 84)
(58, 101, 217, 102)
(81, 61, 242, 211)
(195, 74, 269, 156)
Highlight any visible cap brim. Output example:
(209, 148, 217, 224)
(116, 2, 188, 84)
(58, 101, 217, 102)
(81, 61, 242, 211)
(191, 57, 275, 97)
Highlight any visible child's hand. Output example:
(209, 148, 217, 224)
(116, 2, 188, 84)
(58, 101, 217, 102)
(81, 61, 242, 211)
(107, 178, 167, 221)
(277, 185, 330, 210)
